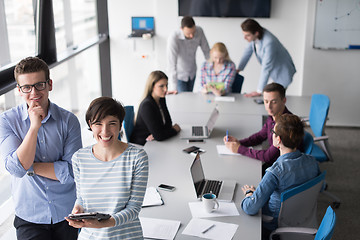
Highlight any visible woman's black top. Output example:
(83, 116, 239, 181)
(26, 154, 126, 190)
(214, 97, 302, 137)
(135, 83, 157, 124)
(130, 95, 178, 145)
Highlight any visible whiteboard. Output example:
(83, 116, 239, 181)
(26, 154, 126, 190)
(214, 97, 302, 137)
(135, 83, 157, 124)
(313, 0, 360, 49)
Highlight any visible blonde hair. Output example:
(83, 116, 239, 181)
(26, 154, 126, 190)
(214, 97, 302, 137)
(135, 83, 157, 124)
(141, 70, 168, 101)
(209, 42, 231, 62)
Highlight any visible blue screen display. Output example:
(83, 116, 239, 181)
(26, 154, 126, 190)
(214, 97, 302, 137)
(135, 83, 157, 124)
(132, 17, 154, 30)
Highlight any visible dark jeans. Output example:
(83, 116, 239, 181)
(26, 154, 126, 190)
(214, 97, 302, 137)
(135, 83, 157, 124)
(14, 216, 78, 240)
(177, 77, 195, 92)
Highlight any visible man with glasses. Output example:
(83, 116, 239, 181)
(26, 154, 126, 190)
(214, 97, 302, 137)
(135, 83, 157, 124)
(223, 83, 292, 168)
(0, 57, 82, 240)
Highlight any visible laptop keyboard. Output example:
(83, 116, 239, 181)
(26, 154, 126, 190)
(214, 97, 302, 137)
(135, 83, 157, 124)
(192, 126, 203, 136)
(203, 180, 222, 197)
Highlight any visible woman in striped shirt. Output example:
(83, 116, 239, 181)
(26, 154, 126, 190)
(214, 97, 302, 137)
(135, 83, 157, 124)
(66, 97, 149, 240)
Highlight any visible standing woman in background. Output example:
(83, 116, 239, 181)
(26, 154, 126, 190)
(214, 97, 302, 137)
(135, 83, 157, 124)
(201, 42, 236, 96)
(130, 71, 181, 145)
(66, 97, 148, 240)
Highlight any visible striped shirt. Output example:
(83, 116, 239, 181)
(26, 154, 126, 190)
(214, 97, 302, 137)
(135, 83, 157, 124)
(200, 60, 236, 94)
(72, 144, 149, 240)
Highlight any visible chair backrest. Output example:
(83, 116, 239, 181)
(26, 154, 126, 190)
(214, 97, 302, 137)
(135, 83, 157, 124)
(315, 206, 337, 240)
(278, 171, 326, 228)
(303, 131, 314, 155)
(231, 73, 244, 93)
(309, 94, 330, 137)
(123, 105, 135, 142)
(303, 130, 328, 162)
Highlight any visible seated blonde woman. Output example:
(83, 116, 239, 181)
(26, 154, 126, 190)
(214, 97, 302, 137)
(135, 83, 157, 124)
(200, 42, 236, 96)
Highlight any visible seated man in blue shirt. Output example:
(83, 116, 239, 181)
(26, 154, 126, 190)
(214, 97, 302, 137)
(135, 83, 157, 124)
(0, 57, 82, 240)
(241, 114, 320, 240)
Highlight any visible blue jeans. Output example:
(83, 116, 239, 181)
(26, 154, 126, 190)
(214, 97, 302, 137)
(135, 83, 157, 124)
(177, 77, 195, 92)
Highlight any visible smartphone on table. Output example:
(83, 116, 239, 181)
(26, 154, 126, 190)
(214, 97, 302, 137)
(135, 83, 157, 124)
(183, 146, 206, 155)
(158, 184, 176, 192)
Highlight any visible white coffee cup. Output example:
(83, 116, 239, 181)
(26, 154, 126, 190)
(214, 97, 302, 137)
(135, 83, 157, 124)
(202, 193, 219, 213)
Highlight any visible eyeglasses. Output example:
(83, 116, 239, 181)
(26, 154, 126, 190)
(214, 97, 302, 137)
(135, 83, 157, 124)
(18, 80, 49, 93)
(271, 129, 277, 136)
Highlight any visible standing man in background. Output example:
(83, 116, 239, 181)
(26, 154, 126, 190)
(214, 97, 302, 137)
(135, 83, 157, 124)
(238, 18, 296, 97)
(167, 16, 210, 93)
(0, 57, 82, 240)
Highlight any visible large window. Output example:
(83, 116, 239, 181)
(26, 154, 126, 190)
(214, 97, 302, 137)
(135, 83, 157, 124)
(1, 0, 36, 67)
(53, 0, 97, 55)
(0, 1, 110, 238)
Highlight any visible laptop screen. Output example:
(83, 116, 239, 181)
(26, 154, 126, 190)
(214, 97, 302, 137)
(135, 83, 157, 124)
(131, 17, 154, 33)
(190, 153, 206, 195)
(206, 107, 219, 132)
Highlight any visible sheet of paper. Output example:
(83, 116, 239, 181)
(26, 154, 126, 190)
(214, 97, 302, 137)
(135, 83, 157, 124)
(182, 218, 238, 240)
(188, 201, 239, 218)
(142, 187, 163, 207)
(140, 217, 181, 240)
(216, 145, 241, 155)
(214, 96, 235, 102)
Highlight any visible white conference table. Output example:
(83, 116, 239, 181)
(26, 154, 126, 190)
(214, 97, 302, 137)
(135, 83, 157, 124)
(165, 92, 311, 118)
(140, 111, 263, 239)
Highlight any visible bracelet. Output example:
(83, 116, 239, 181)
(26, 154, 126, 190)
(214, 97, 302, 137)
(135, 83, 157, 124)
(245, 190, 254, 196)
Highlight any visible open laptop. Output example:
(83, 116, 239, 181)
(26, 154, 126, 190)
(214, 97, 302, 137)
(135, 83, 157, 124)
(190, 153, 236, 202)
(180, 107, 219, 139)
(130, 17, 155, 37)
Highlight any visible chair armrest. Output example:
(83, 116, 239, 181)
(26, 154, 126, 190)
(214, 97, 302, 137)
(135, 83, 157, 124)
(301, 117, 309, 122)
(262, 215, 273, 222)
(270, 227, 317, 239)
(314, 135, 329, 141)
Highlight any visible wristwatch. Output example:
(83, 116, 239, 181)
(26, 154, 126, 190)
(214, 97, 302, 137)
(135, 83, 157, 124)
(245, 189, 254, 196)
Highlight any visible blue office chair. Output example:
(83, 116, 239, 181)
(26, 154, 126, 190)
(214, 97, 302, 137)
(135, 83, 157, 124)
(304, 94, 333, 162)
(303, 95, 339, 208)
(118, 105, 135, 142)
(270, 206, 337, 240)
(280, 171, 326, 228)
(303, 131, 341, 209)
(263, 172, 326, 231)
(231, 73, 244, 93)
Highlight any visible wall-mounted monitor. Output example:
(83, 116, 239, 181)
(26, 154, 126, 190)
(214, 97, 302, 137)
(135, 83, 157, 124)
(178, 0, 271, 18)
(131, 17, 155, 37)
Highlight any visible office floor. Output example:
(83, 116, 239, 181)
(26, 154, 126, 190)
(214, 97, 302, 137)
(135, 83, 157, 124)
(314, 126, 360, 240)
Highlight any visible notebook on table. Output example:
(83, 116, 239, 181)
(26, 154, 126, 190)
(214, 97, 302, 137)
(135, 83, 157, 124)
(179, 107, 219, 139)
(190, 153, 236, 202)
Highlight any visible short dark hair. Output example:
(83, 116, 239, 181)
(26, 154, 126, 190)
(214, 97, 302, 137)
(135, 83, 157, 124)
(263, 83, 286, 99)
(86, 97, 126, 130)
(14, 57, 50, 83)
(181, 16, 195, 28)
(275, 114, 304, 149)
(241, 18, 264, 39)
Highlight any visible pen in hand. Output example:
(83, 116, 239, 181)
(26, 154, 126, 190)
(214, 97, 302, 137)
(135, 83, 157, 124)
(202, 224, 215, 234)
(226, 130, 229, 142)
